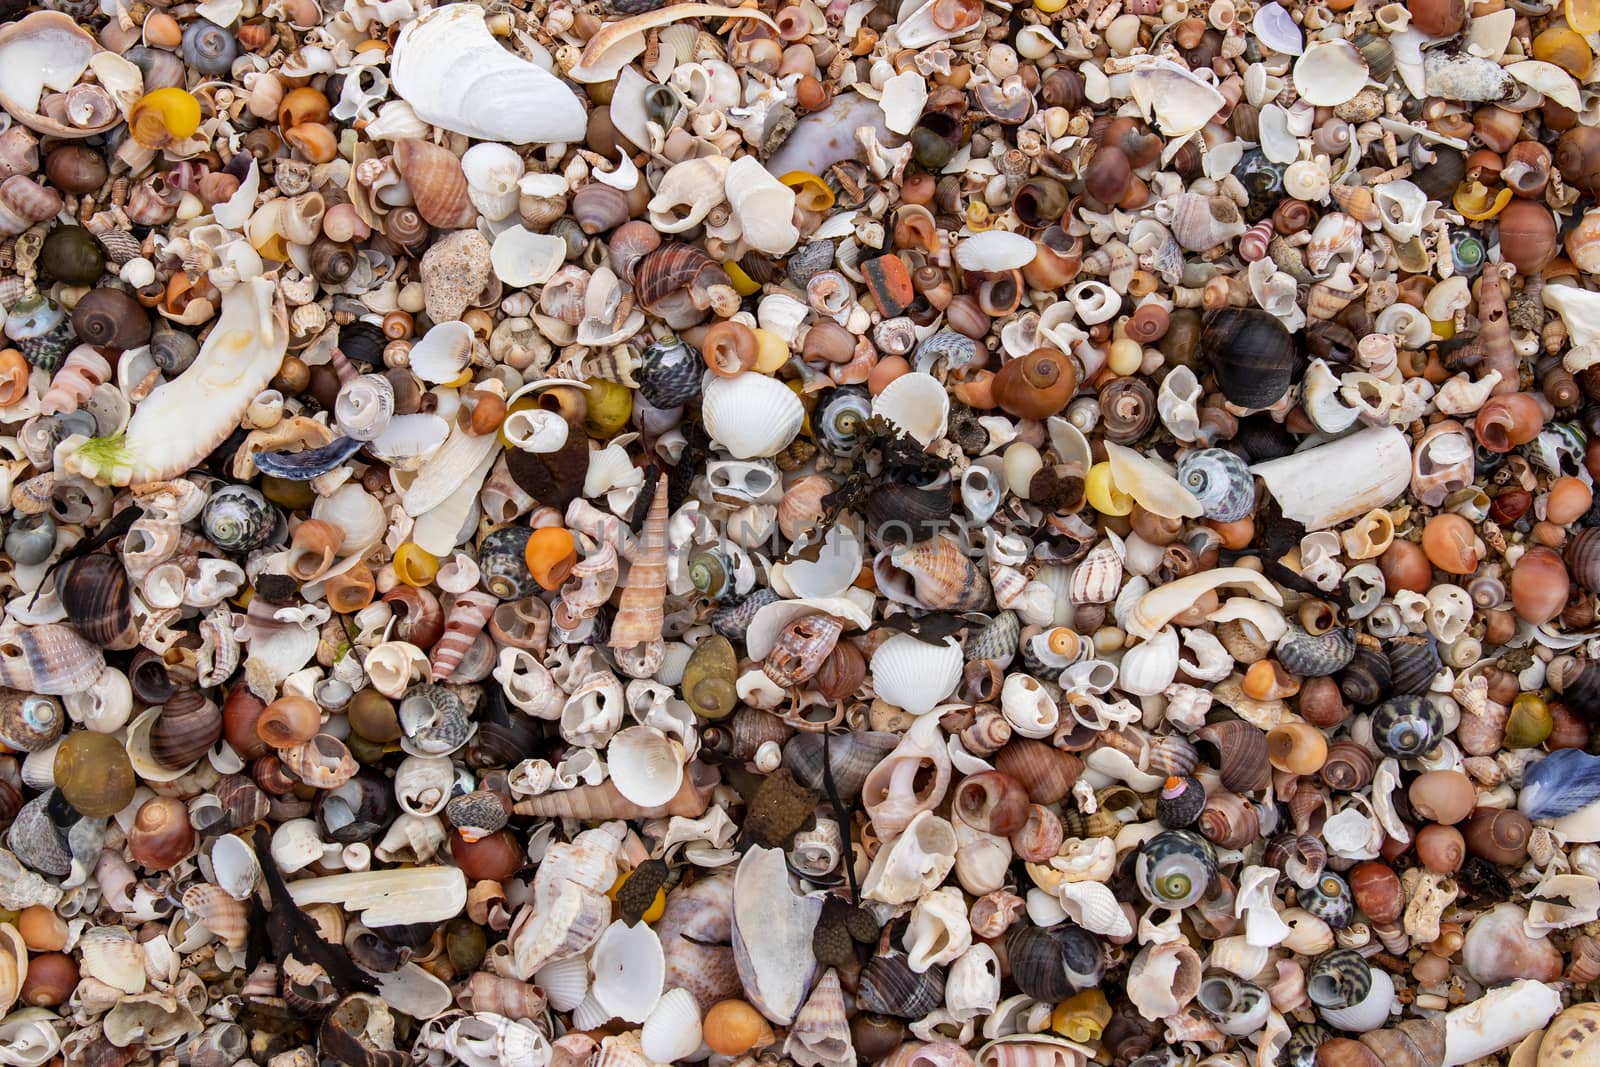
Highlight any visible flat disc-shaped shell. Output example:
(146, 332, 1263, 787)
(1294, 41, 1369, 106)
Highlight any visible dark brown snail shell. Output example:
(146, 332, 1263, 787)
(1556, 126, 1600, 197)
(71, 287, 152, 351)
(1192, 719, 1271, 794)
(44, 144, 108, 195)
(1462, 806, 1532, 865)
(1497, 199, 1558, 274)
(1202, 307, 1297, 409)
(1320, 741, 1377, 791)
(56, 552, 136, 650)
(150, 689, 223, 770)
(310, 238, 358, 285)
(1566, 527, 1600, 594)
(856, 952, 944, 1018)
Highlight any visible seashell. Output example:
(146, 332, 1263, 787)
(731, 844, 821, 1024)
(857, 952, 945, 1018)
(1128, 60, 1226, 138)
(56, 552, 135, 649)
(590, 919, 665, 1024)
(871, 635, 963, 718)
(0, 14, 120, 139)
(607, 726, 686, 809)
(1250, 426, 1412, 531)
(700, 372, 805, 459)
(1004, 921, 1104, 1002)
(1519, 749, 1600, 820)
(1166, 192, 1248, 251)
(1193, 719, 1272, 794)
(408, 320, 474, 384)
(1370, 695, 1443, 759)
(1127, 940, 1203, 1021)
(782, 729, 898, 802)
(862, 715, 952, 838)
(641, 987, 703, 1064)
(0, 625, 105, 695)
(391, 4, 586, 143)
(994, 738, 1082, 806)
(1276, 626, 1355, 677)
(1136, 829, 1217, 910)
(1202, 307, 1295, 410)
(873, 372, 950, 446)
(876, 536, 990, 612)
(1176, 448, 1254, 522)
(1294, 41, 1368, 106)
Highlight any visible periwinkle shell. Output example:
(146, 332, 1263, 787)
(1275, 626, 1355, 677)
(1370, 694, 1443, 758)
(638, 336, 702, 409)
(1135, 829, 1216, 910)
(1299, 871, 1354, 928)
(1306, 947, 1371, 1009)
(1201, 307, 1298, 410)
(202, 485, 282, 552)
(478, 525, 535, 599)
(1177, 447, 1255, 522)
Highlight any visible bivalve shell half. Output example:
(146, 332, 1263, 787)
(641, 987, 703, 1063)
(871, 634, 963, 717)
(872, 371, 949, 446)
(606, 726, 685, 809)
(1294, 41, 1369, 106)
(407, 320, 474, 384)
(590, 919, 665, 1025)
(701, 372, 805, 459)
(955, 231, 1038, 272)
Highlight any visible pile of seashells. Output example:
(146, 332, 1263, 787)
(8, 0, 1600, 1064)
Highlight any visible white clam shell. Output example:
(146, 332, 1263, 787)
(1293, 41, 1368, 107)
(700, 371, 805, 459)
(871, 634, 963, 717)
(954, 230, 1037, 272)
(731, 844, 822, 1025)
(872, 371, 950, 446)
(880, 69, 927, 135)
(407, 320, 474, 384)
(491, 227, 568, 288)
(1252, 2, 1303, 54)
(1128, 60, 1225, 138)
(605, 726, 685, 809)
(391, 4, 586, 143)
(208, 833, 262, 900)
(640, 987, 703, 1064)
(590, 919, 665, 1025)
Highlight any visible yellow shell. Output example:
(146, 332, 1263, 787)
(394, 542, 439, 587)
(778, 171, 834, 212)
(1533, 27, 1593, 79)
(1567, 0, 1600, 35)
(1051, 989, 1112, 1042)
(1086, 461, 1133, 516)
(584, 378, 633, 438)
(129, 88, 202, 149)
(1453, 181, 1512, 221)
(724, 261, 763, 296)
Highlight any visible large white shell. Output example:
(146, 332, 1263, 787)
(1442, 980, 1560, 1067)
(954, 231, 1037, 272)
(872, 371, 949, 446)
(781, 524, 863, 600)
(590, 920, 665, 1025)
(605, 726, 685, 809)
(1128, 60, 1225, 138)
(700, 372, 805, 459)
(1250, 426, 1412, 530)
(0, 13, 118, 138)
(725, 156, 798, 256)
(1293, 41, 1368, 107)
(862, 810, 958, 905)
(871, 634, 963, 717)
(1105, 442, 1203, 519)
(391, 4, 586, 143)
(731, 845, 822, 1025)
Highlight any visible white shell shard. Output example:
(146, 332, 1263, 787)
(60, 275, 287, 486)
(590, 920, 665, 1025)
(1292, 41, 1368, 106)
(491, 227, 568, 288)
(872, 371, 950, 446)
(1126, 568, 1284, 640)
(1252, 2, 1303, 55)
(1105, 442, 1203, 518)
(391, 4, 586, 144)
(954, 231, 1038, 272)
(286, 866, 467, 926)
(1128, 60, 1225, 138)
(880, 70, 927, 135)
(1442, 980, 1560, 1067)
(1250, 426, 1413, 530)
(1544, 282, 1600, 347)
(731, 845, 821, 1025)
(1505, 60, 1581, 110)
(725, 156, 799, 256)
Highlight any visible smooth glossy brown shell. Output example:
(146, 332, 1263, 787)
(150, 689, 223, 769)
(992, 738, 1083, 805)
(56, 552, 135, 650)
(1192, 719, 1271, 794)
(1202, 307, 1297, 409)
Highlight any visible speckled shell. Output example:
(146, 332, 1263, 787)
(1135, 829, 1216, 909)
(856, 952, 945, 1018)
(964, 611, 1020, 664)
(1386, 635, 1441, 695)
(1305, 947, 1370, 1008)
(814, 385, 873, 455)
(711, 588, 780, 641)
(445, 789, 510, 837)
(478, 526, 536, 600)
(1156, 775, 1206, 828)
(1176, 448, 1255, 522)
(1299, 871, 1355, 929)
(202, 485, 281, 552)
(1276, 626, 1355, 677)
(0, 690, 63, 752)
(7, 790, 71, 876)
(1370, 695, 1442, 759)
(638, 336, 703, 409)
(398, 684, 473, 756)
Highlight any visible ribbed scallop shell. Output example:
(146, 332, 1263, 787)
(1177, 448, 1255, 522)
(1275, 626, 1355, 677)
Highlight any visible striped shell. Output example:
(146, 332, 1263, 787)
(1069, 541, 1122, 604)
(398, 684, 474, 756)
(1370, 695, 1442, 759)
(1386, 635, 1441, 694)
(964, 611, 1021, 663)
(1176, 448, 1255, 522)
(1275, 626, 1355, 677)
(0, 624, 106, 694)
(1135, 829, 1216, 910)
(1306, 947, 1370, 1008)
(1300, 872, 1355, 929)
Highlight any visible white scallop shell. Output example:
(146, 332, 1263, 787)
(871, 634, 963, 717)
(1293, 41, 1368, 107)
(407, 321, 474, 384)
(534, 956, 590, 1012)
(590, 920, 665, 1025)
(391, 4, 586, 143)
(640, 987, 703, 1064)
(872, 371, 949, 446)
(954, 230, 1037, 273)
(700, 371, 805, 459)
(605, 726, 685, 809)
